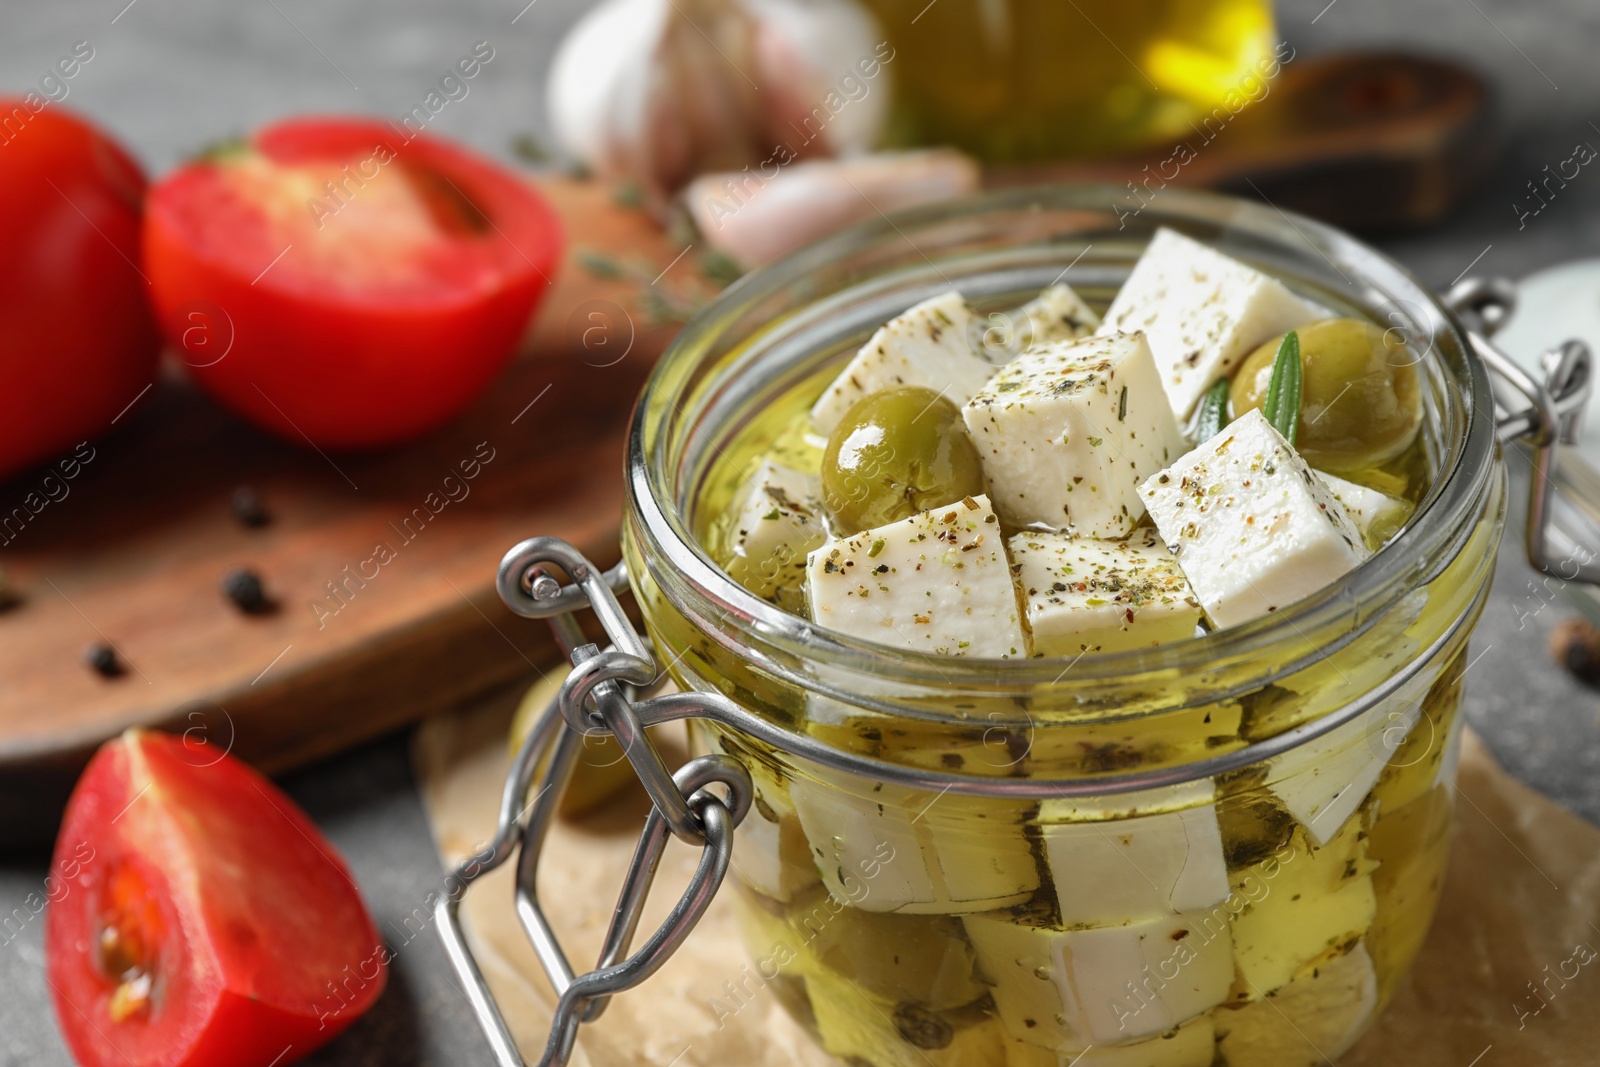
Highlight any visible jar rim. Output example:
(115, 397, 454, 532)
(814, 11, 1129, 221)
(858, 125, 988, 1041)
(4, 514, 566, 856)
(625, 184, 1498, 703)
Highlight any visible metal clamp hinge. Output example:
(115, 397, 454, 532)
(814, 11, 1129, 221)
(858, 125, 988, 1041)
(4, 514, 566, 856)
(1446, 277, 1599, 583)
(436, 538, 751, 1067)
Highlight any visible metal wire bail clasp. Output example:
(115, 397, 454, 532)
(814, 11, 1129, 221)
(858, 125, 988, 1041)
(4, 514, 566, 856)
(1446, 277, 1600, 585)
(435, 537, 752, 1067)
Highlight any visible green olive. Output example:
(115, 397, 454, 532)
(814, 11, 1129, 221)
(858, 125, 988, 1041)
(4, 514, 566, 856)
(1230, 317, 1423, 473)
(821, 386, 985, 535)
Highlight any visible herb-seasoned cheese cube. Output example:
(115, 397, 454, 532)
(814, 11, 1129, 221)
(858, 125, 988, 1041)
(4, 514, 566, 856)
(810, 290, 992, 434)
(806, 494, 1027, 659)
(1215, 943, 1378, 1066)
(1268, 692, 1421, 846)
(1140, 409, 1369, 630)
(1229, 819, 1378, 998)
(981, 283, 1101, 364)
(1319, 472, 1412, 548)
(725, 461, 827, 605)
(790, 771, 1039, 914)
(732, 768, 822, 903)
(1100, 227, 1326, 417)
(1010, 528, 1203, 656)
(1040, 779, 1230, 926)
(963, 333, 1186, 537)
(964, 910, 1234, 1045)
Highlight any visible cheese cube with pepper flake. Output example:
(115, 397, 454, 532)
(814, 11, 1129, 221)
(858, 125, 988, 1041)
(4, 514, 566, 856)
(979, 283, 1101, 364)
(962, 332, 1187, 537)
(805, 494, 1027, 659)
(1319, 472, 1412, 549)
(726, 461, 828, 603)
(1009, 527, 1202, 656)
(1139, 409, 1369, 630)
(1099, 227, 1326, 418)
(810, 290, 994, 434)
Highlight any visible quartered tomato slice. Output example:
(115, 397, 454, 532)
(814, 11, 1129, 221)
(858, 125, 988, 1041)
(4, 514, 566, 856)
(45, 730, 386, 1067)
(144, 116, 562, 449)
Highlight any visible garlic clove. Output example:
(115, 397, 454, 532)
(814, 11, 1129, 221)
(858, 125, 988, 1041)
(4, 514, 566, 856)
(684, 149, 981, 267)
(744, 0, 890, 158)
(547, 0, 892, 208)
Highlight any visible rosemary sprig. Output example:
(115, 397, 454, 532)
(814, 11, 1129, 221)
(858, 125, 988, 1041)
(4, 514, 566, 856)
(1261, 330, 1302, 445)
(1195, 378, 1229, 442)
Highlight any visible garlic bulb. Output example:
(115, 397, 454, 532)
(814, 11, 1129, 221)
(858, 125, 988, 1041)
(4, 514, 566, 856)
(547, 0, 890, 208)
(684, 149, 980, 267)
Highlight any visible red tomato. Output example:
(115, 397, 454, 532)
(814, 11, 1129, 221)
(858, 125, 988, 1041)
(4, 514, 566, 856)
(144, 116, 563, 450)
(0, 101, 159, 480)
(45, 730, 386, 1067)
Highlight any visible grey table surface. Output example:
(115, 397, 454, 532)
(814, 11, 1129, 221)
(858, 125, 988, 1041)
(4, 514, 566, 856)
(3, 0, 1600, 1063)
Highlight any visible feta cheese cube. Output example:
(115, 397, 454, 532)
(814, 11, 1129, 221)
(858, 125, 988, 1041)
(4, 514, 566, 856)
(1010, 528, 1203, 656)
(1319, 472, 1412, 548)
(789, 771, 1039, 914)
(1229, 818, 1378, 997)
(732, 769, 822, 903)
(1140, 409, 1369, 630)
(810, 290, 993, 434)
(979, 283, 1101, 364)
(1268, 692, 1421, 846)
(725, 460, 827, 603)
(1215, 942, 1378, 1067)
(964, 910, 1234, 1045)
(963, 333, 1187, 537)
(1100, 227, 1326, 417)
(1001, 1018, 1216, 1067)
(806, 494, 1027, 659)
(1040, 779, 1231, 926)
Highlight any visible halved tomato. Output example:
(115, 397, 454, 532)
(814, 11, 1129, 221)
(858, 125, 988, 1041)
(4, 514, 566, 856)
(144, 116, 562, 449)
(45, 730, 386, 1067)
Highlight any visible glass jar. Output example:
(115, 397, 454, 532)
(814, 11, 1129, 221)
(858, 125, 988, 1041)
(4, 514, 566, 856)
(619, 187, 1504, 1066)
(862, 0, 1281, 160)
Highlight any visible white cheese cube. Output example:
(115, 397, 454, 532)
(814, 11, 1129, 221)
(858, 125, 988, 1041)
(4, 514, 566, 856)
(1140, 409, 1369, 630)
(732, 769, 822, 903)
(1010, 528, 1203, 656)
(1432, 715, 1464, 791)
(980, 283, 1101, 364)
(726, 460, 827, 602)
(1319, 472, 1412, 548)
(789, 772, 1039, 915)
(1100, 228, 1326, 417)
(806, 494, 1027, 659)
(1216, 942, 1378, 1067)
(1078, 1015, 1216, 1067)
(1229, 819, 1378, 997)
(964, 911, 1234, 1046)
(810, 290, 993, 434)
(1269, 693, 1421, 846)
(1001, 1019, 1216, 1067)
(1040, 779, 1231, 926)
(963, 333, 1187, 537)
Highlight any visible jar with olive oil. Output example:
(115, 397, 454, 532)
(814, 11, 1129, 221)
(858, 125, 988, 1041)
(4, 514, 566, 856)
(864, 0, 1279, 160)
(621, 189, 1504, 1066)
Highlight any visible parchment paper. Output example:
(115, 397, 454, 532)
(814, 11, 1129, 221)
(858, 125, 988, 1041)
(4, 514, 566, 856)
(413, 686, 1600, 1066)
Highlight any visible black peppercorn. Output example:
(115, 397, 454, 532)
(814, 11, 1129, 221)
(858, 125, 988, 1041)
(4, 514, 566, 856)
(84, 642, 124, 678)
(231, 485, 271, 528)
(222, 568, 273, 615)
(1551, 617, 1600, 684)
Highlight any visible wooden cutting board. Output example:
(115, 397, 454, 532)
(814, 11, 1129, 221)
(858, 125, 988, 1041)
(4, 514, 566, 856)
(0, 178, 723, 847)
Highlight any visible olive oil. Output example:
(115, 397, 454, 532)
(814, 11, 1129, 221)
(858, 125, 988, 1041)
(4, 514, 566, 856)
(863, 0, 1279, 161)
